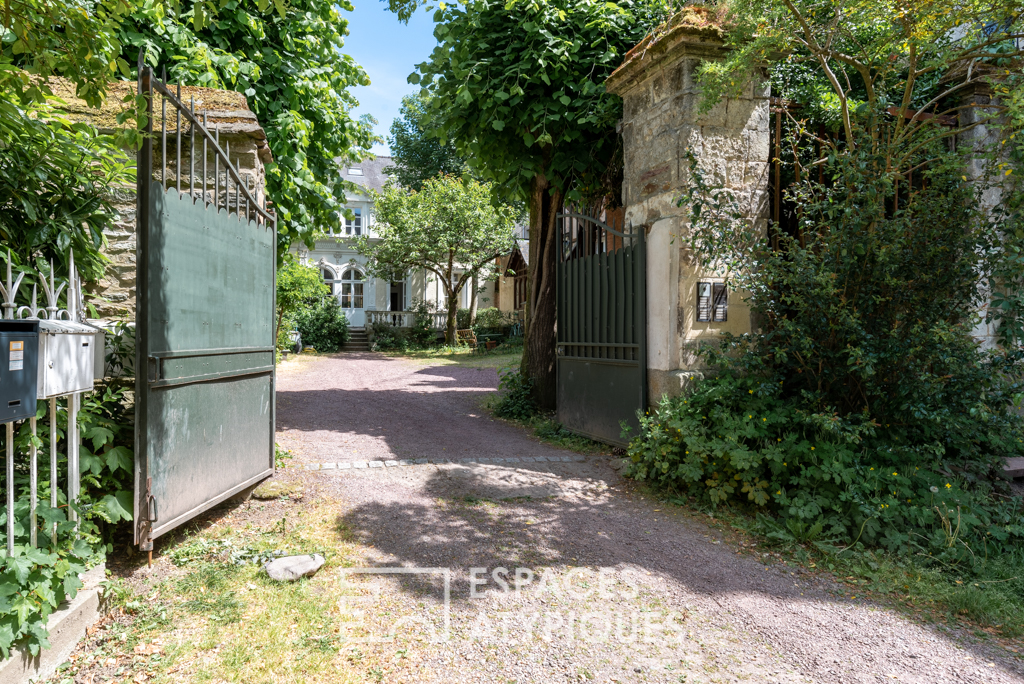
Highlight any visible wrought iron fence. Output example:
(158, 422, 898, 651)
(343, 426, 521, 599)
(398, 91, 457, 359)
(0, 251, 91, 554)
(140, 61, 275, 226)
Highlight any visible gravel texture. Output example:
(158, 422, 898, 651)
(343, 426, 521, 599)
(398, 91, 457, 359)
(273, 352, 1024, 684)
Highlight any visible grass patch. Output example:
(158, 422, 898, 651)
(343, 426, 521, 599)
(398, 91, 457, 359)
(50, 500, 384, 684)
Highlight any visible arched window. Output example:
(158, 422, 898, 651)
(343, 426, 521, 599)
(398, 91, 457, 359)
(320, 266, 337, 295)
(340, 267, 364, 309)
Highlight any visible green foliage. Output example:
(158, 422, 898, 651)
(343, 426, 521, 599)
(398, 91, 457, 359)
(356, 176, 517, 342)
(493, 368, 537, 421)
(387, 92, 466, 192)
(632, 147, 1024, 563)
(371, 300, 438, 351)
(291, 297, 349, 354)
(413, 0, 649, 202)
(0, 98, 133, 284)
(457, 306, 516, 334)
(0, 381, 134, 657)
(118, 0, 377, 255)
(628, 347, 1024, 562)
(408, 299, 438, 348)
(0, 0, 135, 107)
(698, 0, 1022, 170)
(276, 261, 329, 337)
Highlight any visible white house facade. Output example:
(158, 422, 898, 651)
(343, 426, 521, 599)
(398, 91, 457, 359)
(293, 155, 523, 329)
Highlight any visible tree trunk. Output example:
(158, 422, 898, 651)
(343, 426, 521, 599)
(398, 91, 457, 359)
(469, 272, 479, 326)
(521, 171, 561, 410)
(446, 290, 459, 345)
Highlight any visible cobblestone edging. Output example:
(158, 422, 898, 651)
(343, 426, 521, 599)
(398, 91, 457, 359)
(297, 454, 588, 471)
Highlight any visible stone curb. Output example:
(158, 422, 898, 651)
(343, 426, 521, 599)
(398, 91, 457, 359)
(298, 455, 586, 472)
(0, 563, 106, 684)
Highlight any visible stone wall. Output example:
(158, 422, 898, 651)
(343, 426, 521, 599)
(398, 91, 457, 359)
(56, 80, 272, 321)
(606, 21, 770, 403)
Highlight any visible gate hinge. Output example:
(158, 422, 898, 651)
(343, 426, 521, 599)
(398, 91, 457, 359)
(147, 356, 160, 383)
(138, 477, 158, 551)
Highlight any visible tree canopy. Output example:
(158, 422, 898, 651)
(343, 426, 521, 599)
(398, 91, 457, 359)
(699, 0, 1023, 169)
(118, 0, 377, 255)
(387, 92, 466, 192)
(356, 176, 518, 343)
(410, 0, 650, 407)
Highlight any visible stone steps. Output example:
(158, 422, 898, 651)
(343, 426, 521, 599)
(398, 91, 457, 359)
(344, 328, 369, 351)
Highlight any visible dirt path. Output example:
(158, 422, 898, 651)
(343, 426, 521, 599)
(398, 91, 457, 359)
(274, 352, 1024, 684)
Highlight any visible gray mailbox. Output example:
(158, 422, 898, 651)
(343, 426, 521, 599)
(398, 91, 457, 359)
(0, 320, 39, 423)
(37, 320, 97, 398)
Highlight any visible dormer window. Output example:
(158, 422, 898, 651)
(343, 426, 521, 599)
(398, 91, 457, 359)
(347, 167, 363, 175)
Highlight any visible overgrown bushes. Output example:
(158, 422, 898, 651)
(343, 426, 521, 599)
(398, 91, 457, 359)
(291, 297, 350, 353)
(628, 148, 1024, 565)
(371, 300, 439, 352)
(493, 369, 537, 420)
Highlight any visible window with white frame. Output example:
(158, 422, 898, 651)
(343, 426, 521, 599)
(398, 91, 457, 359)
(340, 267, 364, 309)
(347, 167, 363, 175)
(345, 208, 362, 236)
(320, 267, 337, 295)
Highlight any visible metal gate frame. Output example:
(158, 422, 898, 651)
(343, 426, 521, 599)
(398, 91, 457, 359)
(556, 211, 647, 446)
(134, 63, 277, 550)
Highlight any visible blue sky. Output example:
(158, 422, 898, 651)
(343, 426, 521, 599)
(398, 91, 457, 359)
(341, 2, 439, 155)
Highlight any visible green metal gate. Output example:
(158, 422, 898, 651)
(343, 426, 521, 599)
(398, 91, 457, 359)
(134, 64, 277, 550)
(556, 212, 646, 446)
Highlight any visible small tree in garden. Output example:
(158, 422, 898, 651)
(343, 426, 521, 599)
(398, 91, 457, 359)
(356, 176, 518, 344)
(275, 261, 329, 339)
(407, 0, 652, 408)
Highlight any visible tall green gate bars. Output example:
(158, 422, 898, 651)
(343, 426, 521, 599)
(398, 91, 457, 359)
(135, 62, 277, 551)
(556, 211, 646, 446)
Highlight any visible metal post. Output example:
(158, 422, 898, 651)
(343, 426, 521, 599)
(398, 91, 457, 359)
(49, 397, 57, 546)
(161, 88, 167, 190)
(29, 416, 36, 547)
(176, 82, 181, 195)
(225, 142, 231, 213)
(235, 161, 241, 221)
(6, 422, 13, 555)
(214, 125, 220, 209)
(203, 112, 208, 206)
(190, 96, 195, 198)
(67, 394, 79, 529)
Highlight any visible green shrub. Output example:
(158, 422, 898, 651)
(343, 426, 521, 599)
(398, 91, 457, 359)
(291, 298, 350, 353)
(630, 145, 1024, 564)
(409, 299, 438, 347)
(493, 368, 537, 420)
(456, 306, 516, 335)
(370, 322, 410, 352)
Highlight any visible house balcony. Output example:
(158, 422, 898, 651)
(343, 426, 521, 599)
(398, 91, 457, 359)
(366, 309, 448, 330)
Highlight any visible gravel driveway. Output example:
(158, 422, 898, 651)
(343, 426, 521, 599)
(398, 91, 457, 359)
(276, 352, 1024, 684)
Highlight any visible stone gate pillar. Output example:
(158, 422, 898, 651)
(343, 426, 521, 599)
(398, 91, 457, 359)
(606, 20, 770, 403)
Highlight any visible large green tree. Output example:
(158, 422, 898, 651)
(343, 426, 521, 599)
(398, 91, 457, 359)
(387, 91, 466, 192)
(1, 0, 137, 282)
(410, 0, 649, 408)
(356, 176, 518, 343)
(118, 0, 377, 255)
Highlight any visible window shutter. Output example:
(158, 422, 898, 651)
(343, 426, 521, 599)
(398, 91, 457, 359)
(696, 282, 712, 322)
(713, 283, 728, 322)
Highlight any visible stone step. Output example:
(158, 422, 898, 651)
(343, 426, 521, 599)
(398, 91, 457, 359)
(1005, 457, 1024, 479)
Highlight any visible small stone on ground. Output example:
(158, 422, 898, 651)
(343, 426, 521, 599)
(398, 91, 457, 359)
(263, 554, 325, 581)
